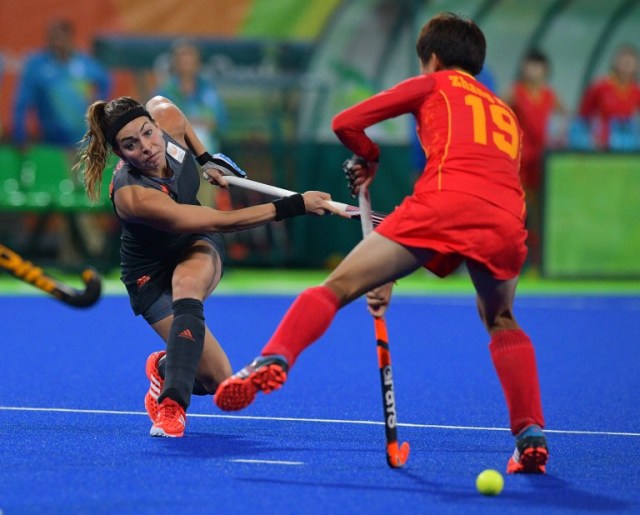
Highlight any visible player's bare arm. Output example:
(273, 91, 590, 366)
(114, 185, 337, 233)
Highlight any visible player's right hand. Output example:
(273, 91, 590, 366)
(366, 282, 394, 317)
(301, 191, 349, 218)
(343, 155, 378, 197)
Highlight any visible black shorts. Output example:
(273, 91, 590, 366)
(122, 232, 226, 323)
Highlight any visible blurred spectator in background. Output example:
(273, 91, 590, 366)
(505, 49, 567, 274)
(0, 52, 4, 140)
(155, 39, 243, 254)
(12, 20, 112, 266)
(578, 45, 640, 150)
(155, 39, 227, 154)
(12, 19, 111, 148)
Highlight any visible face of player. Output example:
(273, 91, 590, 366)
(114, 117, 167, 175)
(48, 23, 74, 60)
(521, 61, 548, 85)
(173, 45, 201, 78)
(613, 50, 638, 82)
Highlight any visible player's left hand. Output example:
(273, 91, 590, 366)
(198, 152, 247, 188)
(202, 163, 228, 188)
(366, 282, 394, 317)
(343, 155, 378, 197)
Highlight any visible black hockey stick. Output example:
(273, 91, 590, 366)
(358, 186, 410, 468)
(0, 243, 102, 308)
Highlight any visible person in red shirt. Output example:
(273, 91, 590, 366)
(505, 50, 566, 273)
(579, 45, 640, 149)
(215, 13, 548, 474)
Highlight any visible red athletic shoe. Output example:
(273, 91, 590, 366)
(144, 351, 165, 422)
(150, 398, 186, 438)
(214, 355, 289, 411)
(507, 425, 548, 474)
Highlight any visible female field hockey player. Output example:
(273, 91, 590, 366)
(77, 95, 342, 437)
(214, 13, 548, 474)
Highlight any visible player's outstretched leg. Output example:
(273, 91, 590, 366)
(214, 355, 289, 411)
(215, 285, 340, 411)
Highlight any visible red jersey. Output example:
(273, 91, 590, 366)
(511, 82, 557, 161)
(510, 82, 558, 189)
(579, 76, 640, 147)
(333, 70, 525, 220)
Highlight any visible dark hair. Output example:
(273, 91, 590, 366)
(415, 12, 486, 76)
(76, 96, 150, 201)
(523, 49, 549, 67)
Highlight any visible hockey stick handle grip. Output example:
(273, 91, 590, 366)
(224, 175, 352, 213)
(358, 186, 374, 237)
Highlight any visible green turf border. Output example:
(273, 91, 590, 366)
(1, 268, 639, 297)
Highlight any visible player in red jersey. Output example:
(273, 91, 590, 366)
(579, 45, 640, 149)
(505, 50, 566, 273)
(215, 13, 548, 473)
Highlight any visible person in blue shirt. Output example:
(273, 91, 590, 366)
(155, 40, 227, 154)
(13, 19, 111, 147)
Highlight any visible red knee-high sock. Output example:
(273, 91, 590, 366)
(262, 285, 340, 367)
(489, 329, 545, 434)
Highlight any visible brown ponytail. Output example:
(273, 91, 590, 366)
(76, 96, 147, 202)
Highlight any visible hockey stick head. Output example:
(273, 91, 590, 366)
(387, 441, 410, 468)
(54, 267, 102, 308)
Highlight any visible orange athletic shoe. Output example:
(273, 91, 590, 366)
(507, 425, 548, 474)
(149, 398, 186, 438)
(144, 351, 165, 422)
(214, 355, 289, 411)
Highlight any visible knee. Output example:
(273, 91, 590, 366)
(321, 278, 356, 307)
(483, 310, 520, 334)
(172, 273, 202, 299)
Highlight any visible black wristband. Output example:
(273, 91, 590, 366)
(196, 152, 213, 166)
(273, 194, 306, 221)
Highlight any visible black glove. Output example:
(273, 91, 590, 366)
(197, 152, 247, 178)
(342, 155, 371, 198)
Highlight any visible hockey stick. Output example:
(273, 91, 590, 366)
(358, 186, 410, 468)
(222, 175, 387, 227)
(0, 243, 102, 308)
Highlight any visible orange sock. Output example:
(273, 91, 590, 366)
(489, 329, 545, 434)
(262, 286, 340, 366)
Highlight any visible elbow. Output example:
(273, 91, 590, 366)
(146, 95, 173, 111)
(331, 113, 347, 136)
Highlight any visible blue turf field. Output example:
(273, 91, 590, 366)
(1, 293, 639, 514)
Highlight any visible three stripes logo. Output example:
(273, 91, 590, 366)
(178, 329, 195, 341)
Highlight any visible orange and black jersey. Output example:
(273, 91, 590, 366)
(333, 70, 526, 220)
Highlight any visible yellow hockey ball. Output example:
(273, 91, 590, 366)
(476, 469, 504, 496)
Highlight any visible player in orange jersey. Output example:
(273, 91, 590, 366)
(505, 50, 567, 273)
(215, 13, 548, 473)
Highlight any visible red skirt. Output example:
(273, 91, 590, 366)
(375, 191, 528, 280)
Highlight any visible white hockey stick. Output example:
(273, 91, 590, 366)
(223, 175, 387, 226)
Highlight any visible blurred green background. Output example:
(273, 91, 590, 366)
(1, 0, 639, 287)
